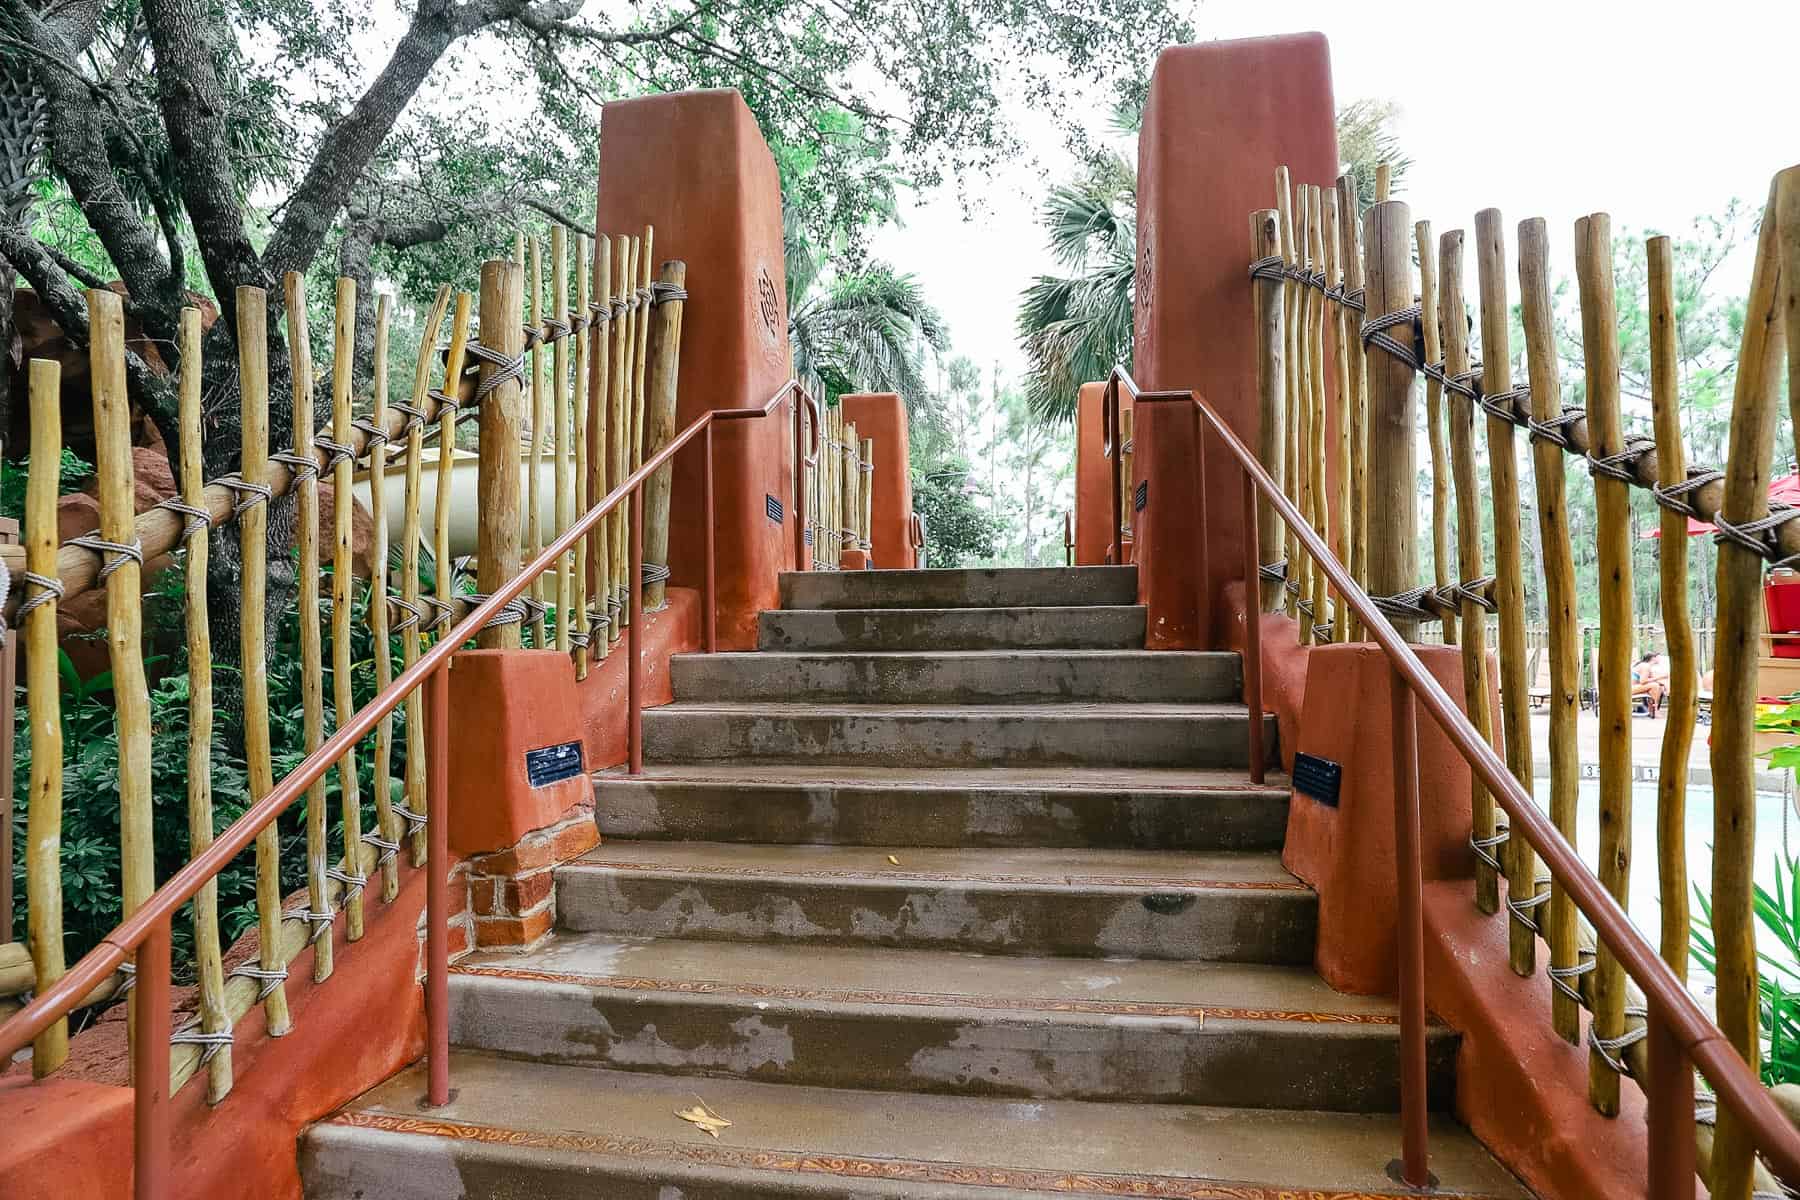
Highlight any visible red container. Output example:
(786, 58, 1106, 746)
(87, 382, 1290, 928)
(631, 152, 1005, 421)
(1764, 576, 1800, 658)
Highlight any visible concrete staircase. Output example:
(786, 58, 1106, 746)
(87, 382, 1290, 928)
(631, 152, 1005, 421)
(302, 566, 1530, 1199)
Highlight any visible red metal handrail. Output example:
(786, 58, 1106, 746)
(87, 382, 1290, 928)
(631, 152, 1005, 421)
(1102, 366, 1800, 1194)
(0, 377, 818, 1200)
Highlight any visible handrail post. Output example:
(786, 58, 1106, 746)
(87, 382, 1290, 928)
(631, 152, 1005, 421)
(425, 662, 450, 1107)
(1107, 379, 1123, 566)
(793, 392, 810, 571)
(1193, 405, 1212, 646)
(1646, 999, 1696, 1200)
(1389, 663, 1430, 1187)
(628, 488, 645, 774)
(703, 421, 717, 653)
(1241, 466, 1265, 784)
(133, 915, 171, 1200)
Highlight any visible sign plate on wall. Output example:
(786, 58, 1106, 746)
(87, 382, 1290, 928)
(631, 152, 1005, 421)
(766, 494, 784, 524)
(525, 741, 585, 789)
(1293, 752, 1341, 807)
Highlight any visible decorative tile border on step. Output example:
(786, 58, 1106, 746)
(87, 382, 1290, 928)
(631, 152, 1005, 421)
(449, 963, 1399, 1025)
(571, 858, 1310, 892)
(326, 1110, 1496, 1199)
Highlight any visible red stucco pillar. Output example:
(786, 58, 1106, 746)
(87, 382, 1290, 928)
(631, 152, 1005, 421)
(596, 89, 794, 649)
(1073, 381, 1129, 567)
(839, 393, 913, 569)
(1135, 34, 1338, 646)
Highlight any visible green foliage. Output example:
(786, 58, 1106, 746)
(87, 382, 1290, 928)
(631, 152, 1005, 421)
(1334, 98, 1412, 211)
(0, 449, 94, 520)
(10, 557, 420, 982)
(913, 467, 1002, 567)
(1692, 846, 1800, 1086)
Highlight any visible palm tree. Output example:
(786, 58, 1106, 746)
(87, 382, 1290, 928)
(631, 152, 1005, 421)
(785, 207, 948, 411)
(1017, 102, 1408, 425)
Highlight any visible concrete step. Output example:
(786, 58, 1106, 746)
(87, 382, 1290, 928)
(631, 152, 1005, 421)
(555, 842, 1313, 962)
(305, 1053, 1529, 1200)
(670, 649, 1240, 704)
(643, 700, 1273, 768)
(439, 932, 1455, 1111)
(758, 605, 1145, 651)
(778, 565, 1137, 610)
(594, 764, 1290, 850)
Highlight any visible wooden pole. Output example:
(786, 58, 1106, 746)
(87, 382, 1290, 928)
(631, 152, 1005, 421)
(401, 287, 451, 867)
(1574, 212, 1632, 1118)
(625, 227, 654, 612)
(1293, 183, 1316, 640)
(1518, 217, 1583, 1044)
(1336, 173, 1369, 639)
(587, 236, 611, 662)
(1305, 186, 1330, 642)
(552, 225, 573, 651)
(574, 232, 592, 678)
(175, 308, 231, 1102)
(1251, 208, 1285, 613)
(526, 237, 547, 648)
(1475, 209, 1539, 978)
(1276, 169, 1304, 628)
(368, 294, 399, 903)
(330, 276, 366, 940)
(435, 294, 472, 651)
(90, 288, 152, 1061)
(643, 260, 687, 608)
(236, 286, 290, 1036)
(1360, 200, 1419, 640)
(24, 358, 65, 1076)
(1415, 222, 1456, 646)
(284, 272, 332, 982)
(1375, 162, 1392, 203)
(1325, 189, 1351, 642)
(1709, 168, 1796, 1199)
(1117, 407, 1133, 567)
(609, 234, 631, 643)
(476, 259, 524, 650)
(861, 435, 875, 559)
(1648, 234, 1694, 982)
(1440, 230, 1500, 916)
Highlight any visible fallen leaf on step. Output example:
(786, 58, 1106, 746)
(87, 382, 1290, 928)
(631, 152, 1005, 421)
(887, 855, 901, 866)
(676, 1098, 732, 1138)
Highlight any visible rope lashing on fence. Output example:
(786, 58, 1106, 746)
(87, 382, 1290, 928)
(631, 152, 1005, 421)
(269, 451, 320, 485)
(170, 1017, 233, 1064)
(386, 596, 422, 633)
(1588, 1004, 1650, 1078)
(113, 959, 135, 997)
(64, 534, 144, 581)
(1549, 947, 1597, 1005)
(587, 603, 611, 634)
(156, 497, 213, 540)
(1527, 406, 1587, 449)
(390, 400, 430, 435)
(392, 803, 428, 835)
(325, 865, 367, 899)
(216, 474, 274, 516)
(1586, 436, 1657, 484)
(421, 595, 456, 633)
(567, 627, 590, 650)
(1505, 876, 1553, 934)
(349, 417, 391, 451)
(461, 592, 527, 629)
(361, 829, 401, 868)
(1421, 360, 1479, 401)
(1371, 585, 1437, 623)
(1651, 466, 1728, 519)
(640, 562, 672, 585)
(1360, 305, 1424, 370)
(227, 961, 289, 1002)
(1248, 255, 1286, 282)
(1312, 620, 1334, 641)
(636, 285, 654, 309)
(1453, 575, 1498, 612)
(1469, 827, 1509, 874)
(1714, 504, 1800, 570)
(650, 282, 689, 305)
(1258, 559, 1288, 582)
(315, 437, 359, 472)
(463, 341, 526, 406)
(288, 904, 336, 943)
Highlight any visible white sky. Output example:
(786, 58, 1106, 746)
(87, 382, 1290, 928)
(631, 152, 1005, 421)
(875, 0, 1800, 388)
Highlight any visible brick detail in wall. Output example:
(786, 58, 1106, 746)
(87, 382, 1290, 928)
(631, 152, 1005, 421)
(453, 802, 599, 952)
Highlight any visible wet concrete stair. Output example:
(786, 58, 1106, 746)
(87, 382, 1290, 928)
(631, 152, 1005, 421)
(305, 565, 1531, 1199)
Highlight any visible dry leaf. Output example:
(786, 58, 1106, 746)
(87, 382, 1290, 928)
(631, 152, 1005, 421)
(886, 855, 901, 866)
(675, 1098, 732, 1139)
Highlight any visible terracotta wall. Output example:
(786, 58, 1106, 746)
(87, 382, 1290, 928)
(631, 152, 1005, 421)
(596, 90, 794, 648)
(838, 393, 913, 569)
(1072, 381, 1127, 566)
(1134, 34, 1338, 646)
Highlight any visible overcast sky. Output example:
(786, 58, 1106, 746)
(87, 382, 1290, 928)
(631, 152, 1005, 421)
(874, 0, 1800, 390)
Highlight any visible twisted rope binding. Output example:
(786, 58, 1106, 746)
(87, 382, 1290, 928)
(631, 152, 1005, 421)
(361, 830, 400, 867)
(1248, 255, 1286, 282)
(217, 475, 274, 516)
(650, 282, 689, 305)
(1506, 875, 1553, 933)
(1548, 948, 1596, 1004)
(114, 959, 135, 997)
(1372, 586, 1435, 622)
(1340, 287, 1366, 313)
(1312, 621, 1334, 641)
(587, 300, 610, 324)
(1481, 385, 1531, 425)
(228, 961, 289, 1001)
(1258, 559, 1288, 582)
(269, 451, 320, 485)
(1714, 503, 1800, 569)
(1294, 598, 1316, 620)
(393, 803, 428, 833)
(316, 437, 358, 472)
(610, 297, 628, 318)
(1454, 575, 1498, 612)
(1361, 305, 1422, 371)
(1284, 577, 1301, 596)
(540, 316, 571, 345)
(326, 865, 367, 898)
(1527, 406, 1587, 449)
(289, 905, 336, 942)
(588, 605, 612, 632)
(421, 595, 457, 633)
(66, 534, 144, 582)
(1652, 466, 1727, 520)
(386, 595, 422, 634)
(463, 592, 527, 628)
(465, 341, 527, 405)
(636, 286, 654, 309)
(171, 1017, 234, 1063)
(1587, 436, 1655, 484)
(17, 569, 64, 622)
(1588, 1005, 1649, 1078)
(157, 496, 212, 540)
(350, 417, 391, 451)
(568, 627, 591, 649)
(518, 595, 552, 625)
(641, 561, 672, 584)
(390, 401, 430, 435)
(1469, 826, 1509, 873)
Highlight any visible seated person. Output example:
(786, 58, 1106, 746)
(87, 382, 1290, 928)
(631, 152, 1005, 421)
(1631, 650, 1673, 717)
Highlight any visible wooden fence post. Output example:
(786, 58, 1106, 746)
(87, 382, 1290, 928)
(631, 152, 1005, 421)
(1360, 200, 1419, 640)
(643, 260, 688, 609)
(1250, 208, 1285, 613)
(552, 225, 573, 652)
(476, 259, 525, 650)
(587, 235, 612, 661)
(1415, 222, 1455, 646)
(1335, 172, 1368, 639)
(329, 277, 366, 940)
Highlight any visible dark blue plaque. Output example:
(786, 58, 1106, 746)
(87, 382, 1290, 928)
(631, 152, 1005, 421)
(525, 741, 585, 788)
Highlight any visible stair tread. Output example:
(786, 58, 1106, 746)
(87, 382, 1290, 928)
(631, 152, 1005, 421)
(596, 761, 1287, 792)
(679, 649, 1232, 660)
(649, 700, 1253, 716)
(458, 928, 1399, 1022)
(317, 1051, 1529, 1198)
(566, 839, 1301, 891)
